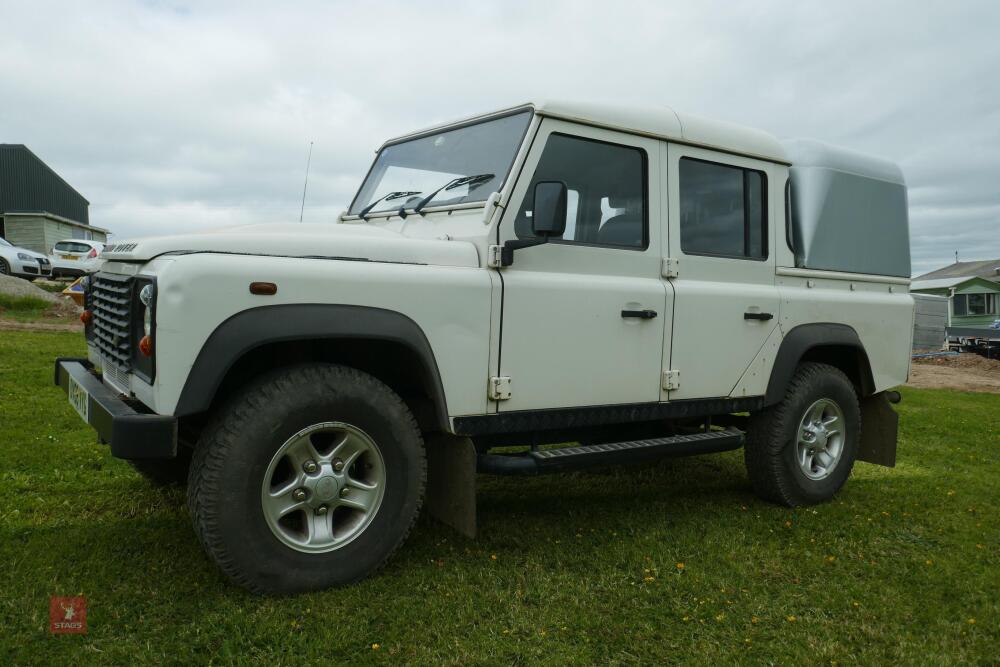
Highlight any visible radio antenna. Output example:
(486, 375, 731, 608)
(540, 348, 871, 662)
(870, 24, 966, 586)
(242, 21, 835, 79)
(299, 141, 314, 222)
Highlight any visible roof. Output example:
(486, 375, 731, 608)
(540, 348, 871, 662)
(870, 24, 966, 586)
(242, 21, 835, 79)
(3, 210, 108, 233)
(535, 100, 788, 163)
(913, 258, 1000, 281)
(911, 275, 1000, 291)
(912, 276, 977, 290)
(0, 144, 90, 224)
(782, 139, 905, 185)
(383, 100, 789, 164)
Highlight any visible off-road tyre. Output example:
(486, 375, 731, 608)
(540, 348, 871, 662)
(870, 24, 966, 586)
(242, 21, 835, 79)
(128, 446, 193, 486)
(187, 363, 426, 594)
(744, 362, 860, 506)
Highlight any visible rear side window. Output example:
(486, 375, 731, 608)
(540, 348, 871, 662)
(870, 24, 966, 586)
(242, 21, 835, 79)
(515, 133, 647, 249)
(679, 158, 767, 259)
(55, 241, 92, 253)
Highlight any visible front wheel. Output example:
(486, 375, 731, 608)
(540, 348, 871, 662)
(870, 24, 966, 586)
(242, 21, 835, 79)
(744, 362, 860, 506)
(187, 363, 426, 594)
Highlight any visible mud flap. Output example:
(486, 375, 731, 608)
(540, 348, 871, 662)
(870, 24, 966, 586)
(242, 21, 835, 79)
(858, 392, 898, 467)
(424, 434, 477, 539)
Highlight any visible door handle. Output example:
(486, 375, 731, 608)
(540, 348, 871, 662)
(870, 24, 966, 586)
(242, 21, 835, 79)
(621, 309, 658, 319)
(744, 311, 774, 321)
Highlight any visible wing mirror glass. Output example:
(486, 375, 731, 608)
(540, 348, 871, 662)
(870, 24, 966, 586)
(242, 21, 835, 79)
(500, 181, 568, 266)
(530, 181, 567, 237)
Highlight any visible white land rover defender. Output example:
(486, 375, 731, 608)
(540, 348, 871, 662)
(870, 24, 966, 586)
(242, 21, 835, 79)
(56, 101, 914, 594)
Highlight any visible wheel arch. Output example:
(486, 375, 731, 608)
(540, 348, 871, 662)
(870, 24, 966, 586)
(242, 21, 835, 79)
(173, 304, 450, 432)
(765, 323, 875, 405)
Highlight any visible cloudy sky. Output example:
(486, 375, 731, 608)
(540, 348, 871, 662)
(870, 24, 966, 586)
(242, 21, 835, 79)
(2, 0, 997, 276)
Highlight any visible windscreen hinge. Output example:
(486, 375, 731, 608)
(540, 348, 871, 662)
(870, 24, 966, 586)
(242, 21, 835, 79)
(487, 245, 504, 269)
(661, 257, 679, 279)
(488, 376, 512, 401)
(662, 370, 681, 391)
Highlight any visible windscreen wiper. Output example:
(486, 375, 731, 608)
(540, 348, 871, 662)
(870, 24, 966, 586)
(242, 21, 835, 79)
(359, 191, 422, 220)
(412, 173, 495, 216)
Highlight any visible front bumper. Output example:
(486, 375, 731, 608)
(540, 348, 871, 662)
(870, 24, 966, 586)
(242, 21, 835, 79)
(50, 258, 98, 275)
(15, 259, 51, 277)
(54, 358, 177, 460)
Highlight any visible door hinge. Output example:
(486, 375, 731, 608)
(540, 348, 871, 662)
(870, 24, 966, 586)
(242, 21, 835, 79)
(488, 376, 512, 400)
(662, 370, 681, 391)
(487, 244, 504, 269)
(661, 257, 679, 279)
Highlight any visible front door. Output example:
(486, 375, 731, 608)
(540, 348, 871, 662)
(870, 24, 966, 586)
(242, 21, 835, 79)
(495, 120, 668, 413)
(664, 143, 780, 400)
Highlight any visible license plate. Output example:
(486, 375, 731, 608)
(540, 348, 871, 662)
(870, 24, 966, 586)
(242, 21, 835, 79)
(68, 375, 90, 423)
(61, 255, 78, 260)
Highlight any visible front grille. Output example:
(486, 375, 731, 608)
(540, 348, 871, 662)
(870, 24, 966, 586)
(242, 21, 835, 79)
(38, 258, 50, 266)
(101, 358, 132, 394)
(91, 272, 134, 368)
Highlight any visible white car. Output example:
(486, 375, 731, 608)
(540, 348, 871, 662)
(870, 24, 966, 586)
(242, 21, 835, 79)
(0, 236, 52, 280)
(56, 100, 914, 594)
(49, 239, 105, 278)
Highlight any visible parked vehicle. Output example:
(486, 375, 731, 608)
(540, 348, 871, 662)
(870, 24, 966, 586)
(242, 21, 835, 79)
(0, 236, 52, 280)
(55, 101, 914, 594)
(49, 239, 105, 278)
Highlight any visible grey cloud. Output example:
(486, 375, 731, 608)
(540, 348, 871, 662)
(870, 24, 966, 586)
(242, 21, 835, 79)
(1, 0, 998, 276)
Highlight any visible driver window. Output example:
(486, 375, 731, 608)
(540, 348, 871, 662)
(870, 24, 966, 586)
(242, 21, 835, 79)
(514, 134, 647, 249)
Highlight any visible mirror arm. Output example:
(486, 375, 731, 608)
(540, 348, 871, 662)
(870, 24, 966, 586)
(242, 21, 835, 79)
(500, 237, 548, 266)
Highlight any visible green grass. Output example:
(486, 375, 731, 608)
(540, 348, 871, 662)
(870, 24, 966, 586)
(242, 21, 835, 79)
(34, 282, 71, 294)
(0, 293, 51, 313)
(1, 330, 997, 665)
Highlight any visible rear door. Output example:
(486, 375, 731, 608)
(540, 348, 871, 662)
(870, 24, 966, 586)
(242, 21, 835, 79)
(495, 120, 669, 412)
(664, 144, 780, 399)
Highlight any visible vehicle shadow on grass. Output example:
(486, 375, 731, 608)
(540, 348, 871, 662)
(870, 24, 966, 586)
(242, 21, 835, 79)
(4, 450, 917, 613)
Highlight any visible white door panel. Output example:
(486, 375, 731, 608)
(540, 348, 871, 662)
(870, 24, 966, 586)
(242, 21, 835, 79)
(669, 279, 779, 398)
(665, 144, 780, 400)
(499, 269, 666, 410)
(497, 120, 668, 412)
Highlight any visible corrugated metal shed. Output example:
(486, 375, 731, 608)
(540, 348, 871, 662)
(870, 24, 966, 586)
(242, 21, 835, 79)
(912, 293, 949, 351)
(0, 144, 89, 223)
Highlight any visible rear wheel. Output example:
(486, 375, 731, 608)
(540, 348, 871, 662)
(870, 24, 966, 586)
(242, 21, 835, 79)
(744, 362, 860, 506)
(187, 363, 426, 594)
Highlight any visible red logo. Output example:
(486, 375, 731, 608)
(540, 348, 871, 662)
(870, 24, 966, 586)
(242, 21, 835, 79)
(49, 596, 87, 634)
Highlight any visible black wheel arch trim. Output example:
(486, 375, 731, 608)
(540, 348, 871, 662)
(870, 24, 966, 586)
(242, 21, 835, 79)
(173, 304, 450, 431)
(765, 323, 874, 405)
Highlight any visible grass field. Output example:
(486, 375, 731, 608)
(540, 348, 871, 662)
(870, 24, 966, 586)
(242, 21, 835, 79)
(1, 330, 997, 665)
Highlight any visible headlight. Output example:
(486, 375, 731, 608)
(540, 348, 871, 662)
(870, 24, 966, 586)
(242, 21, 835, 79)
(139, 284, 154, 337)
(17, 252, 32, 260)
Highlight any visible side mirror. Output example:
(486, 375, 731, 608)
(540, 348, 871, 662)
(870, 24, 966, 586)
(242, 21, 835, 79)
(531, 181, 567, 238)
(498, 180, 569, 267)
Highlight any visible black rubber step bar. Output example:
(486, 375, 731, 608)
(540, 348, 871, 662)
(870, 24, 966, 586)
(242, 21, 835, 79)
(478, 430, 744, 475)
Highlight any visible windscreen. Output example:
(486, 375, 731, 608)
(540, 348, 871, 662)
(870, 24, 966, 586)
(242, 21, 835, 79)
(349, 110, 532, 215)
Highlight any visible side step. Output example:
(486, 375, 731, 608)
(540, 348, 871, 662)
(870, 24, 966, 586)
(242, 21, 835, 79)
(478, 430, 744, 475)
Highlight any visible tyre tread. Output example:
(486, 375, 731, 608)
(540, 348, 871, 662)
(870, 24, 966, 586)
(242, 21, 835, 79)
(187, 364, 426, 594)
(745, 362, 859, 506)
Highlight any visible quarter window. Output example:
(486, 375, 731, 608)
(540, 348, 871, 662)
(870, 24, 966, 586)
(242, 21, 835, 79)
(515, 134, 647, 249)
(680, 158, 767, 259)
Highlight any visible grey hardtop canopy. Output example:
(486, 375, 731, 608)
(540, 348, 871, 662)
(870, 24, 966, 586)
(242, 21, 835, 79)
(783, 139, 910, 278)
